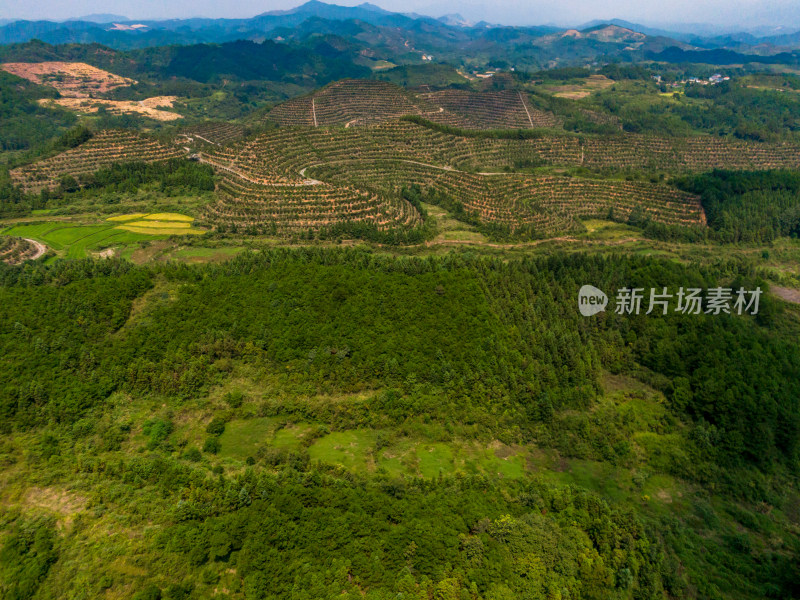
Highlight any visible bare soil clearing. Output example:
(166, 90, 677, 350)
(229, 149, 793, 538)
(39, 95, 181, 121)
(547, 74, 615, 99)
(1, 61, 135, 97)
(772, 285, 800, 304)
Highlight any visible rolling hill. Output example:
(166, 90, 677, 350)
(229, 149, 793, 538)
(266, 79, 562, 129)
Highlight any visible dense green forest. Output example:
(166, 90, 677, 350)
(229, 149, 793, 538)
(49, 159, 216, 200)
(639, 169, 800, 243)
(1, 157, 216, 218)
(678, 170, 800, 242)
(0, 250, 798, 599)
(0, 71, 76, 153)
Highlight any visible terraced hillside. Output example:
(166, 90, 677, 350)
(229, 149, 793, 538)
(10, 130, 186, 193)
(177, 122, 248, 147)
(205, 120, 800, 176)
(197, 120, 800, 238)
(202, 122, 581, 178)
(307, 160, 705, 236)
(199, 174, 422, 236)
(12, 120, 800, 241)
(0, 236, 43, 264)
(267, 80, 431, 127)
(266, 79, 561, 130)
(419, 89, 562, 129)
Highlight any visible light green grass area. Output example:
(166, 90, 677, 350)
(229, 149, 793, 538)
(376, 438, 418, 476)
(439, 230, 487, 242)
(272, 424, 315, 449)
(530, 451, 686, 515)
(168, 246, 245, 262)
(218, 419, 316, 460)
(546, 458, 636, 502)
(416, 442, 455, 478)
(308, 430, 377, 471)
(579, 219, 641, 240)
(218, 417, 278, 460)
(519, 374, 691, 510)
(308, 430, 527, 479)
(422, 202, 488, 243)
(370, 60, 397, 71)
(468, 447, 526, 479)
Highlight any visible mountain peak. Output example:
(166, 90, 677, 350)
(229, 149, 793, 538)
(438, 13, 473, 27)
(356, 2, 391, 13)
(67, 13, 130, 23)
(258, 1, 391, 18)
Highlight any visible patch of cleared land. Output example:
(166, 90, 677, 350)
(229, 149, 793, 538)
(39, 96, 181, 121)
(772, 285, 800, 304)
(0, 61, 135, 97)
(545, 74, 615, 99)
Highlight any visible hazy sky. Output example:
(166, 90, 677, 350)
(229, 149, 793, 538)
(2, 0, 800, 30)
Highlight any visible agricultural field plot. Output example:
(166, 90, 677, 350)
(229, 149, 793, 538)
(199, 172, 422, 236)
(166, 246, 246, 263)
(197, 120, 800, 239)
(266, 79, 562, 130)
(206, 120, 800, 179)
(13, 122, 794, 243)
(266, 79, 437, 127)
(418, 88, 562, 129)
(176, 122, 247, 147)
(307, 160, 705, 236)
(176, 117, 800, 242)
(540, 74, 616, 99)
(108, 213, 205, 236)
(0, 61, 135, 97)
(0, 236, 43, 264)
(0, 213, 204, 259)
(9, 130, 186, 193)
(39, 96, 181, 121)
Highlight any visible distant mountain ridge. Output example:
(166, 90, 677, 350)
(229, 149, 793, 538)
(67, 14, 130, 23)
(1, 0, 799, 63)
(258, 1, 391, 18)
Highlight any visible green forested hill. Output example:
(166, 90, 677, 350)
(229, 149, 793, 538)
(0, 250, 798, 599)
(0, 71, 76, 152)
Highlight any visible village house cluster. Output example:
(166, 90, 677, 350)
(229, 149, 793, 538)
(653, 73, 731, 87)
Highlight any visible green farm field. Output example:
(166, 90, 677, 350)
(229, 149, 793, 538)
(0, 213, 206, 259)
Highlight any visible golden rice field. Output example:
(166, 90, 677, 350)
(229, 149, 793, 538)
(108, 213, 205, 235)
